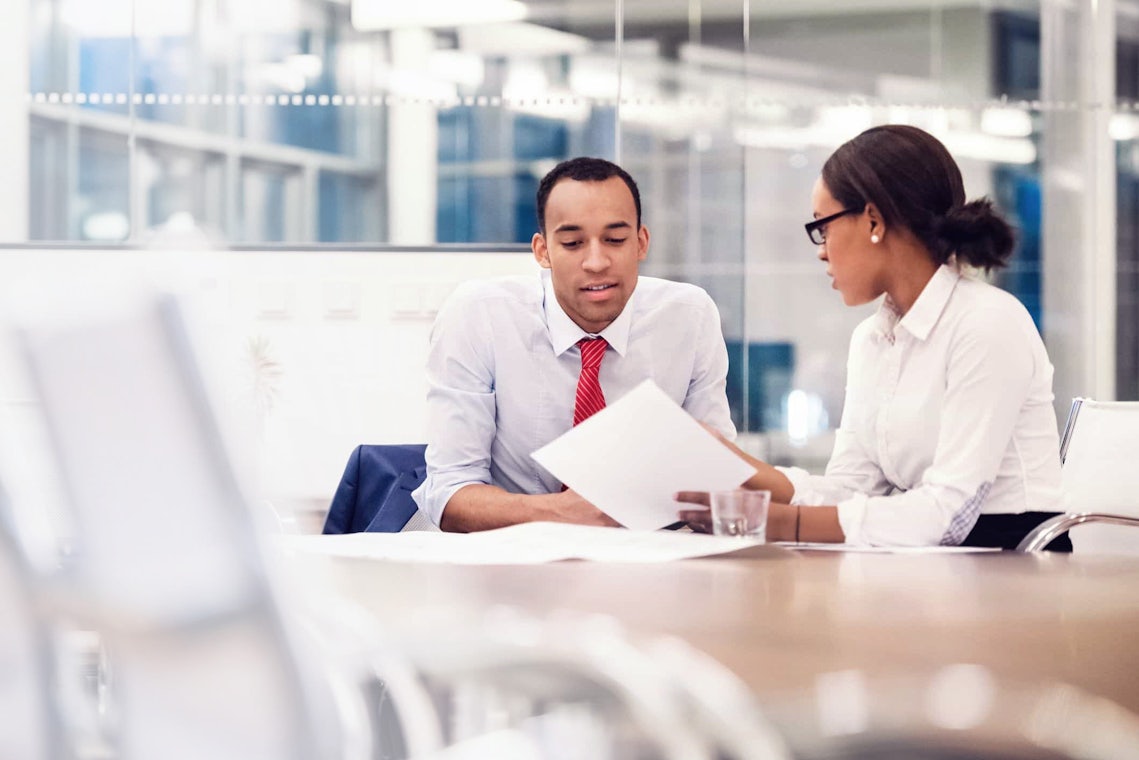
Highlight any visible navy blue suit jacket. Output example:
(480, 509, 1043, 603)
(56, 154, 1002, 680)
(322, 444, 427, 534)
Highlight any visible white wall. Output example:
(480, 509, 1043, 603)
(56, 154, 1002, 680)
(0, 248, 535, 527)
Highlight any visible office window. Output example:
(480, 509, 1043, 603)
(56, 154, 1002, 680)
(7, 0, 1133, 440)
(1117, 34, 1139, 402)
(319, 171, 381, 243)
(76, 130, 131, 243)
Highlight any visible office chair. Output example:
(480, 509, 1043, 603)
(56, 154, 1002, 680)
(323, 444, 433, 534)
(0, 482, 58, 760)
(1018, 398, 1139, 554)
(643, 634, 792, 760)
(776, 668, 1139, 760)
(14, 291, 378, 760)
(396, 608, 792, 760)
(0, 405, 115, 760)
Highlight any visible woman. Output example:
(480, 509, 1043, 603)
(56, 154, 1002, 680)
(680, 124, 1068, 550)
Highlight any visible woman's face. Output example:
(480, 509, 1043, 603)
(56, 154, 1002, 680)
(810, 178, 886, 306)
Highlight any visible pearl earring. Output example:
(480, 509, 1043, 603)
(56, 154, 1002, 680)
(870, 234, 880, 244)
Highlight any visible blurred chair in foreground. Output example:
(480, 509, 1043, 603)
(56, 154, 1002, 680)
(1019, 399, 1139, 553)
(0, 482, 57, 760)
(0, 354, 116, 760)
(387, 608, 792, 760)
(13, 291, 379, 760)
(323, 444, 433, 534)
(768, 665, 1139, 760)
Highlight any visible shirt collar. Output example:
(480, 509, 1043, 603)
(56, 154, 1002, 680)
(542, 270, 635, 357)
(873, 264, 960, 343)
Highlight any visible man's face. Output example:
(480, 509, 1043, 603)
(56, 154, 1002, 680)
(532, 176, 649, 334)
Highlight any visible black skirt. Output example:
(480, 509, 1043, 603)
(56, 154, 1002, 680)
(960, 511, 1072, 552)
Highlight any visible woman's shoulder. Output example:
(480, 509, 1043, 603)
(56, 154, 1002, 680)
(950, 275, 1037, 329)
(943, 275, 1048, 367)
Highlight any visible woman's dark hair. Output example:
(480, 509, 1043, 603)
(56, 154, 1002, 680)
(821, 124, 1015, 271)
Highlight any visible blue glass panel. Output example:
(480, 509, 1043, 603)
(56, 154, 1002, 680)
(513, 115, 567, 160)
(993, 167, 1043, 332)
(725, 341, 795, 433)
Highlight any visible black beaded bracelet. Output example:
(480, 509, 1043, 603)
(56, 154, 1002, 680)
(795, 506, 801, 543)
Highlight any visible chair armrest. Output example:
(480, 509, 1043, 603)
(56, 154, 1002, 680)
(1016, 512, 1139, 552)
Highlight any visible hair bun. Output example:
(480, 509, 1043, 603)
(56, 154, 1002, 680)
(933, 198, 1015, 271)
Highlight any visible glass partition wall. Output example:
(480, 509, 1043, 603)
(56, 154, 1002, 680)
(6, 0, 1135, 459)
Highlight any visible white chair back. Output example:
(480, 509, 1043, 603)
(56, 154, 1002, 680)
(1060, 398, 1139, 554)
(14, 291, 358, 760)
(0, 484, 55, 760)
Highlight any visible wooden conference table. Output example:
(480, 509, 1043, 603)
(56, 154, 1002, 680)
(310, 545, 1139, 743)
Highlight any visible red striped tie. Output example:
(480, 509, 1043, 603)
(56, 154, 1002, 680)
(573, 337, 608, 426)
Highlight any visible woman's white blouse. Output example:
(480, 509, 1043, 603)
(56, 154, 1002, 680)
(779, 265, 1065, 546)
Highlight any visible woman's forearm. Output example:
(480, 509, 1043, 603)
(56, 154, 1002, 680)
(767, 503, 846, 543)
(741, 458, 795, 504)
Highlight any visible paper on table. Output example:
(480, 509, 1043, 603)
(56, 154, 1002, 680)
(779, 542, 1002, 554)
(280, 522, 787, 564)
(529, 379, 757, 530)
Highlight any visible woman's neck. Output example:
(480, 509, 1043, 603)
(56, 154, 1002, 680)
(885, 244, 940, 316)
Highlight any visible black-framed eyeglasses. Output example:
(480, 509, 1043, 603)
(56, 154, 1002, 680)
(804, 208, 860, 245)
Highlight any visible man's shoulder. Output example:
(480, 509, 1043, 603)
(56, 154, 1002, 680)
(634, 276, 714, 308)
(444, 274, 543, 312)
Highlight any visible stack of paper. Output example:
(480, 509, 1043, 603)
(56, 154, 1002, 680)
(280, 522, 787, 564)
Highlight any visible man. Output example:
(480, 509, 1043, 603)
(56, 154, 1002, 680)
(412, 157, 735, 532)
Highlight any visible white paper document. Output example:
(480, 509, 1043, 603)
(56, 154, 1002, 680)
(280, 522, 786, 564)
(529, 380, 757, 530)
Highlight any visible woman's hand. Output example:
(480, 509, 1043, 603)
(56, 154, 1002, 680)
(675, 491, 712, 533)
(695, 423, 796, 503)
(677, 494, 844, 543)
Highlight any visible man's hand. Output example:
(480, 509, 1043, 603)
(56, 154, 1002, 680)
(440, 483, 623, 532)
(543, 488, 623, 527)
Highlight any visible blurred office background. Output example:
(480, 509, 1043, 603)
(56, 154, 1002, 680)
(0, 0, 1134, 526)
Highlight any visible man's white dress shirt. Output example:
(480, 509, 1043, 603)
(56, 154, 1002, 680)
(412, 271, 736, 526)
(780, 265, 1064, 546)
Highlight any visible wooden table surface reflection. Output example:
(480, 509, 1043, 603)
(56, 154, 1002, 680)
(315, 548, 1139, 716)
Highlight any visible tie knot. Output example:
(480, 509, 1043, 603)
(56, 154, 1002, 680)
(577, 337, 607, 370)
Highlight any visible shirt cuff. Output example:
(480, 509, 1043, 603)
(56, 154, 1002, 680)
(775, 465, 813, 506)
(835, 493, 870, 545)
(412, 479, 477, 528)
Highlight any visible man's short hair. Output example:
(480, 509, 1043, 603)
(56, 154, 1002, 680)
(535, 157, 642, 234)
